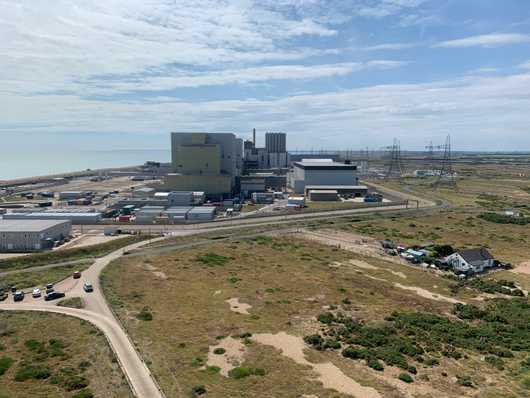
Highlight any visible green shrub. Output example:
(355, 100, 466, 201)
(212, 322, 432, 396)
(317, 312, 335, 324)
(24, 339, 45, 352)
(425, 358, 440, 367)
(408, 365, 417, 374)
(63, 375, 89, 391)
(78, 361, 92, 371)
(398, 373, 413, 383)
(72, 389, 94, 398)
(228, 367, 266, 379)
(479, 212, 530, 225)
(213, 348, 226, 355)
(456, 375, 473, 388)
(14, 363, 51, 381)
(191, 357, 204, 368)
(205, 366, 220, 374)
(485, 355, 504, 370)
(191, 385, 207, 396)
(196, 253, 231, 266)
(0, 356, 14, 376)
(136, 307, 153, 321)
(368, 358, 384, 371)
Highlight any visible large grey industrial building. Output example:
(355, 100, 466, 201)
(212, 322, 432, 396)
(160, 132, 243, 198)
(288, 159, 359, 194)
(0, 219, 72, 252)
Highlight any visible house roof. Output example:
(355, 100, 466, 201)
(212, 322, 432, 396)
(458, 248, 494, 263)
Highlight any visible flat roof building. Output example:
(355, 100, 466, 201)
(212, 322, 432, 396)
(288, 160, 359, 194)
(0, 219, 72, 252)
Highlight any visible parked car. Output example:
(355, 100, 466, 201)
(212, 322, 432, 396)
(46, 283, 54, 290)
(32, 288, 41, 298)
(10, 285, 17, 293)
(0, 290, 8, 301)
(13, 291, 24, 302)
(73, 271, 82, 279)
(46, 287, 55, 294)
(83, 282, 94, 293)
(44, 291, 65, 301)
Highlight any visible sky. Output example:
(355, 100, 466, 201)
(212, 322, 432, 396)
(2, 0, 530, 151)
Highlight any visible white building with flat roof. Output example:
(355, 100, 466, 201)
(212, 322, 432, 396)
(0, 219, 72, 252)
(288, 160, 359, 194)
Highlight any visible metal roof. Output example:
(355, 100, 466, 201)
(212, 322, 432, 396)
(0, 219, 70, 232)
(305, 185, 368, 190)
(294, 161, 357, 170)
(188, 206, 216, 214)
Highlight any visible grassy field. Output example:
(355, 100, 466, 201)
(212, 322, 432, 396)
(0, 235, 150, 272)
(0, 311, 132, 398)
(100, 235, 527, 398)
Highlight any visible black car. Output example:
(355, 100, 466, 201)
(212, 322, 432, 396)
(10, 286, 17, 293)
(0, 291, 8, 301)
(13, 291, 25, 302)
(44, 291, 65, 301)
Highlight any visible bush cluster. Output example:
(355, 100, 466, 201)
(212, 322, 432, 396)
(455, 279, 525, 297)
(195, 252, 231, 266)
(304, 298, 530, 387)
(479, 212, 530, 225)
(228, 367, 266, 379)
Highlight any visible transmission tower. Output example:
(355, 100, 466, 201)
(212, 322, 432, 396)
(384, 139, 404, 179)
(433, 135, 457, 189)
(425, 141, 436, 171)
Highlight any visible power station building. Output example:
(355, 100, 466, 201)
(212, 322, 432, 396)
(288, 159, 359, 194)
(0, 219, 72, 252)
(160, 132, 243, 199)
(244, 131, 289, 170)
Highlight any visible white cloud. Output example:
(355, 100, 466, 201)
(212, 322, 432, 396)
(362, 42, 418, 51)
(86, 61, 405, 92)
(3, 71, 530, 150)
(434, 33, 530, 48)
(0, 0, 337, 97)
(520, 60, 530, 70)
(356, 0, 427, 18)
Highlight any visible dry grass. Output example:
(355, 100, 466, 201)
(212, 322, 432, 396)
(0, 311, 132, 398)
(99, 235, 523, 397)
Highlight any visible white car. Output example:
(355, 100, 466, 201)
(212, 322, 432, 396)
(32, 288, 41, 298)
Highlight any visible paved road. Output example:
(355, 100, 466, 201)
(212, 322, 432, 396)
(0, 238, 166, 398)
(75, 202, 422, 234)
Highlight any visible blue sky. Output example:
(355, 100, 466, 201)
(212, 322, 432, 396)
(1, 0, 530, 151)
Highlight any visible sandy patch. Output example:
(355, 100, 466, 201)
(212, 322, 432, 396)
(389, 270, 407, 279)
(152, 271, 167, 279)
(213, 290, 222, 296)
(329, 261, 342, 268)
(253, 332, 381, 398)
(349, 259, 378, 270)
(206, 336, 246, 377)
(302, 395, 319, 398)
(394, 283, 462, 304)
(141, 263, 157, 271)
(513, 261, 530, 275)
(226, 297, 252, 315)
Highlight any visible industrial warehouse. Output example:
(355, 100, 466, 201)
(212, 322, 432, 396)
(0, 219, 72, 252)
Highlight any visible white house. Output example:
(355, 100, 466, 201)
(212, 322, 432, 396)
(446, 248, 495, 274)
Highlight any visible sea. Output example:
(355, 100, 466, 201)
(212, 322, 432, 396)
(0, 149, 170, 181)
